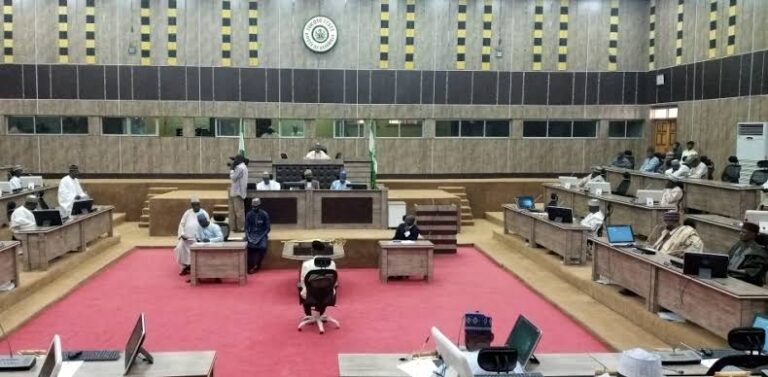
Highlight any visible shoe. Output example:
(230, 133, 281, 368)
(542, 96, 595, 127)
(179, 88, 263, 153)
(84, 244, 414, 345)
(179, 266, 190, 276)
(248, 267, 259, 274)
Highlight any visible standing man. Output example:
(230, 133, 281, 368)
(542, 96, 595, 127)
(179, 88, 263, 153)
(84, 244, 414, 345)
(681, 141, 697, 163)
(58, 164, 86, 218)
(174, 197, 209, 276)
(330, 170, 351, 190)
(256, 171, 281, 190)
(579, 199, 605, 234)
(229, 155, 249, 232)
(245, 198, 271, 274)
(727, 222, 768, 286)
(8, 167, 23, 192)
(10, 195, 38, 232)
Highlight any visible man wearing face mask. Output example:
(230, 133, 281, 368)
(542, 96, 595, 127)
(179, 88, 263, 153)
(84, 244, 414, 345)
(650, 211, 703, 258)
(256, 171, 281, 190)
(393, 214, 420, 241)
(174, 196, 209, 276)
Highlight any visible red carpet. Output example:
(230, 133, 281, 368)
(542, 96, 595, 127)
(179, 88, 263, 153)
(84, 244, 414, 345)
(6, 247, 607, 377)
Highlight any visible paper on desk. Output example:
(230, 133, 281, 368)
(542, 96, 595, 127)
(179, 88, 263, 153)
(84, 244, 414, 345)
(400, 240, 416, 244)
(397, 358, 437, 377)
(59, 361, 83, 377)
(701, 359, 718, 368)
(657, 311, 686, 322)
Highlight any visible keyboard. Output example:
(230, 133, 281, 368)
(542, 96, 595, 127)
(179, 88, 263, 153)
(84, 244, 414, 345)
(635, 245, 657, 255)
(0, 355, 37, 371)
(476, 373, 544, 377)
(656, 350, 702, 365)
(63, 350, 121, 362)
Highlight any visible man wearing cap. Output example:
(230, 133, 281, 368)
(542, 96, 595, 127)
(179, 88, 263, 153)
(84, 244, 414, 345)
(10, 195, 38, 232)
(651, 211, 703, 258)
(229, 154, 249, 232)
(57, 164, 87, 218)
(660, 179, 684, 208)
(727, 222, 768, 286)
(173, 197, 209, 276)
(577, 167, 605, 188)
(300, 169, 321, 190)
(245, 198, 271, 274)
(618, 348, 663, 377)
(393, 214, 420, 240)
(579, 199, 605, 234)
(687, 155, 708, 179)
(668, 159, 691, 178)
(8, 167, 23, 192)
(196, 214, 223, 243)
(256, 171, 281, 190)
(304, 143, 331, 160)
(330, 170, 351, 190)
(681, 141, 698, 163)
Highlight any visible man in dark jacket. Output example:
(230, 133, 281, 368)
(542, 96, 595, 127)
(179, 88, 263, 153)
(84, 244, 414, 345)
(728, 222, 768, 286)
(245, 198, 271, 274)
(393, 214, 420, 241)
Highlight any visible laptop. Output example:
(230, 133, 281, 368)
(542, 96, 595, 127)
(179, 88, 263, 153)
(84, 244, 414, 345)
(504, 315, 542, 371)
(606, 225, 636, 247)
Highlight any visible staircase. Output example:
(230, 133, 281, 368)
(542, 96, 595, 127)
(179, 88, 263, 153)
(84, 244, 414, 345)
(138, 187, 178, 228)
(212, 204, 229, 222)
(437, 186, 474, 226)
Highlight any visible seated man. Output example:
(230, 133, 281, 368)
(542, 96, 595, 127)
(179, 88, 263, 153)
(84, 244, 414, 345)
(727, 222, 768, 286)
(660, 179, 684, 208)
(613, 172, 631, 196)
(579, 199, 604, 234)
(650, 211, 703, 258)
(667, 160, 691, 178)
(577, 167, 605, 188)
(195, 213, 224, 243)
(174, 197, 209, 276)
(393, 214, 420, 241)
(681, 140, 698, 163)
(657, 151, 675, 174)
(687, 155, 708, 179)
(256, 171, 281, 190)
(299, 241, 337, 319)
(330, 170, 351, 190)
(10, 195, 38, 232)
(639, 147, 660, 173)
(304, 143, 331, 160)
(611, 152, 633, 169)
(58, 164, 87, 218)
(299, 169, 321, 190)
(8, 167, 23, 192)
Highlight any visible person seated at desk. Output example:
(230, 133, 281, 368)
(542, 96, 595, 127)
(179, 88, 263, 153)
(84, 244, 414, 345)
(660, 179, 684, 209)
(256, 171, 281, 190)
(300, 169, 321, 190)
(393, 215, 420, 241)
(299, 241, 337, 318)
(639, 147, 661, 173)
(196, 214, 223, 243)
(305, 143, 331, 160)
(245, 198, 271, 274)
(687, 155, 708, 179)
(577, 167, 605, 188)
(579, 199, 604, 234)
(701, 155, 715, 180)
(681, 141, 698, 163)
(624, 150, 635, 169)
(10, 195, 38, 232)
(656, 151, 675, 174)
(57, 164, 87, 218)
(330, 170, 351, 190)
(727, 222, 768, 286)
(650, 211, 703, 258)
(8, 167, 23, 192)
(721, 156, 741, 183)
(666, 160, 691, 179)
(611, 151, 633, 169)
(174, 196, 209, 276)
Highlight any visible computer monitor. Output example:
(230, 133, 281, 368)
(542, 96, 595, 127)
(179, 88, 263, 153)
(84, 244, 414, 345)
(586, 181, 611, 195)
(33, 210, 63, 227)
(752, 314, 768, 354)
(558, 176, 579, 187)
(37, 334, 62, 377)
(683, 252, 728, 279)
(347, 183, 368, 190)
(431, 327, 473, 377)
(606, 225, 635, 244)
(124, 313, 153, 375)
(71, 199, 93, 216)
(745, 210, 768, 233)
(504, 315, 542, 370)
(20, 176, 43, 188)
(517, 196, 535, 210)
(636, 189, 664, 204)
(282, 182, 306, 191)
(545, 206, 573, 223)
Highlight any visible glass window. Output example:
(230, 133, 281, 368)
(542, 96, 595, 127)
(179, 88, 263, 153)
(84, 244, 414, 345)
(626, 120, 644, 138)
(334, 120, 365, 138)
(278, 119, 305, 138)
(62, 117, 88, 134)
(435, 121, 460, 137)
(35, 117, 62, 134)
(128, 117, 158, 135)
(375, 120, 400, 137)
(255, 119, 274, 138)
(157, 117, 183, 137)
(194, 117, 214, 137)
(608, 121, 626, 138)
(314, 119, 334, 138)
(485, 120, 510, 137)
(522, 121, 547, 137)
(460, 120, 484, 137)
(374, 120, 423, 137)
(548, 121, 572, 137)
(400, 120, 423, 137)
(572, 120, 597, 138)
(216, 118, 240, 137)
(7, 117, 34, 134)
(102, 117, 126, 134)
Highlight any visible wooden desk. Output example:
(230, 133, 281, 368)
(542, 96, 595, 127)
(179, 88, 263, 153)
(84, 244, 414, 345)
(0, 185, 59, 227)
(503, 204, 589, 265)
(591, 237, 768, 338)
(685, 214, 741, 253)
(338, 352, 709, 377)
(0, 241, 20, 287)
(13, 206, 114, 271)
(3, 351, 216, 377)
(190, 241, 247, 285)
(378, 240, 434, 282)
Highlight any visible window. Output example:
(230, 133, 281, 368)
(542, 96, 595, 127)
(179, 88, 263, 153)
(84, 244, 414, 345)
(435, 120, 510, 137)
(7, 116, 88, 135)
(334, 120, 365, 138)
(523, 120, 597, 138)
(255, 119, 274, 138)
(649, 106, 678, 120)
(158, 117, 183, 137)
(193, 118, 214, 137)
(436, 121, 460, 137)
(215, 118, 240, 137)
(609, 120, 644, 138)
(374, 120, 423, 138)
(102, 117, 158, 136)
(278, 119, 306, 138)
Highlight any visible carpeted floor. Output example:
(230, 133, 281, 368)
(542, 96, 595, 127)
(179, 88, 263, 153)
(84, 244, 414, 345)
(6, 247, 608, 377)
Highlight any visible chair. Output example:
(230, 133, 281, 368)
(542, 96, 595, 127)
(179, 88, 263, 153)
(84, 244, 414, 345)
(706, 327, 768, 375)
(613, 179, 631, 196)
(750, 160, 768, 186)
(280, 153, 288, 159)
(217, 222, 230, 242)
(477, 347, 518, 374)
(298, 258, 339, 334)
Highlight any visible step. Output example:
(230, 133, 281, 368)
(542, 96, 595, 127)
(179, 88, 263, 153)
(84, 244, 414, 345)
(112, 212, 126, 226)
(460, 199, 470, 205)
(137, 222, 149, 228)
(143, 200, 149, 207)
(461, 214, 473, 220)
(437, 186, 465, 191)
(484, 211, 504, 228)
(141, 208, 150, 216)
(139, 214, 149, 223)
(213, 204, 229, 211)
(461, 220, 475, 226)
(148, 186, 178, 194)
(147, 194, 157, 199)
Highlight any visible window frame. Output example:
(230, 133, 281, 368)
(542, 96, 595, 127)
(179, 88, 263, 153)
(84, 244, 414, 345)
(608, 119, 645, 139)
(435, 119, 510, 138)
(7, 116, 89, 136)
(214, 118, 241, 138)
(101, 117, 160, 136)
(333, 120, 366, 139)
(278, 119, 307, 138)
(522, 120, 598, 139)
(374, 119, 424, 138)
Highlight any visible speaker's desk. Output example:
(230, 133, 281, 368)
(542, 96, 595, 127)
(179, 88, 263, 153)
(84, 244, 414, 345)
(503, 204, 589, 265)
(0, 241, 20, 287)
(3, 351, 216, 377)
(190, 241, 247, 285)
(591, 237, 768, 338)
(0, 185, 59, 228)
(684, 214, 741, 253)
(13, 206, 114, 271)
(338, 352, 709, 377)
(543, 184, 674, 237)
(378, 240, 434, 282)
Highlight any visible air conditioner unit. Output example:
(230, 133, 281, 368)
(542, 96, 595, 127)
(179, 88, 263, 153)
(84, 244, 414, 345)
(736, 122, 768, 184)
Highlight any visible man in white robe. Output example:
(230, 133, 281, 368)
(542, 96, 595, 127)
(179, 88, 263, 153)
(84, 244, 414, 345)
(174, 197, 209, 275)
(10, 195, 38, 232)
(57, 165, 86, 218)
(8, 167, 23, 192)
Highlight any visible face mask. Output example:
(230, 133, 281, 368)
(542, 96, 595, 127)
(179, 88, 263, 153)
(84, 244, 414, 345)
(193, 207, 200, 212)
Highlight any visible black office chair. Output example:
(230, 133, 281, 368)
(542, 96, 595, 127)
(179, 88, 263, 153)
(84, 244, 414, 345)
(280, 153, 288, 160)
(750, 160, 768, 186)
(298, 258, 339, 334)
(218, 222, 230, 242)
(707, 327, 768, 375)
(477, 347, 518, 374)
(334, 152, 343, 160)
(613, 179, 631, 196)
(722, 164, 742, 183)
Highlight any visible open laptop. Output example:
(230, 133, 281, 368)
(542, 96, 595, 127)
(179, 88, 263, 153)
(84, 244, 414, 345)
(606, 225, 636, 247)
(504, 315, 542, 371)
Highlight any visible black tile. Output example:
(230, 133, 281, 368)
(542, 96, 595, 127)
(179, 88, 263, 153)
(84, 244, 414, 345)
(599, 72, 623, 105)
(639, 71, 656, 104)
(447, 71, 472, 105)
(0, 64, 22, 99)
(199, 67, 213, 101)
(573, 72, 586, 105)
(548, 72, 573, 105)
(241, 68, 266, 102)
(656, 69, 671, 103)
(214, 67, 240, 102)
(585, 72, 599, 105)
(472, 71, 497, 105)
(78, 65, 105, 100)
(433, 71, 447, 105)
(343, 70, 358, 104)
(421, 71, 434, 104)
(702, 59, 721, 100)
(740, 54, 753, 97)
(623, 72, 637, 104)
(396, 70, 420, 104)
(523, 73, 548, 105)
(685, 64, 696, 101)
(265, 69, 279, 102)
(22, 65, 37, 99)
(318, 69, 343, 104)
(293, 69, 318, 103)
(118, 65, 132, 100)
(670, 65, 686, 102)
(357, 70, 370, 104)
(132, 66, 159, 100)
(185, 66, 200, 101)
(50, 65, 77, 99)
(105, 65, 118, 100)
(693, 62, 704, 100)
(720, 55, 740, 98)
(371, 70, 395, 104)
(763, 52, 768, 95)
(497, 72, 511, 105)
(279, 69, 293, 102)
(158, 66, 186, 101)
(750, 51, 765, 96)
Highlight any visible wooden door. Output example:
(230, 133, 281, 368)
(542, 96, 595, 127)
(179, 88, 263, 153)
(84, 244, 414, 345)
(653, 120, 677, 153)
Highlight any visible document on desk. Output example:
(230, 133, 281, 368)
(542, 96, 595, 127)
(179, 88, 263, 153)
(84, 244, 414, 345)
(398, 358, 438, 377)
(59, 361, 83, 377)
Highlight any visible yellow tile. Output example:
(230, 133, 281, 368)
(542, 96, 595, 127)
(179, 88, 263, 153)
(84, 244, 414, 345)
(532, 62, 542, 71)
(676, 39, 682, 48)
(249, 26, 258, 34)
(533, 45, 542, 54)
(708, 49, 717, 58)
(406, 29, 415, 37)
(222, 26, 231, 34)
(249, 10, 258, 17)
(168, 26, 177, 34)
(4, 56, 13, 63)
(677, 4, 683, 13)
(59, 24, 68, 32)
(534, 14, 543, 22)
(140, 8, 150, 17)
(481, 46, 491, 54)
(58, 39, 69, 48)
(483, 30, 492, 38)
(380, 44, 389, 53)
(558, 46, 567, 54)
(59, 56, 69, 63)
(86, 40, 95, 48)
(167, 57, 177, 65)
(167, 42, 177, 50)
(609, 32, 618, 40)
(610, 16, 618, 24)
(3, 24, 11, 32)
(649, 62, 655, 70)
(2, 5, 11, 14)
(249, 58, 259, 66)
(709, 13, 717, 21)
(559, 15, 568, 23)
(457, 45, 466, 53)
(457, 29, 466, 38)
(728, 25, 735, 34)
(222, 9, 231, 18)
(58, 6, 67, 15)
(249, 42, 259, 49)
(558, 62, 567, 71)
(675, 56, 682, 64)
(405, 45, 415, 53)
(407, 13, 415, 21)
(379, 60, 389, 69)
(533, 29, 543, 38)
(676, 23, 683, 32)
(728, 7, 736, 16)
(608, 47, 617, 55)
(3, 39, 11, 48)
(168, 9, 177, 17)
(380, 28, 389, 37)
(481, 62, 490, 71)
(709, 30, 716, 39)
(141, 57, 151, 65)
(456, 61, 465, 70)
(608, 62, 617, 71)
(727, 45, 735, 55)
(86, 8, 95, 16)
(86, 56, 96, 64)
(405, 61, 415, 70)
(140, 25, 150, 34)
(221, 58, 231, 66)
(458, 13, 466, 22)
(86, 24, 95, 32)
(483, 14, 492, 22)
(559, 30, 567, 38)
(381, 12, 389, 21)
(141, 42, 151, 50)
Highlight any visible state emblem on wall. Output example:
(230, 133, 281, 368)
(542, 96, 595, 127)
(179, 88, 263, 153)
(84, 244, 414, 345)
(302, 16, 338, 53)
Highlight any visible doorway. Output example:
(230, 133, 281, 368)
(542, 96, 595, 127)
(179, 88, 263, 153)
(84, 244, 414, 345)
(653, 120, 677, 153)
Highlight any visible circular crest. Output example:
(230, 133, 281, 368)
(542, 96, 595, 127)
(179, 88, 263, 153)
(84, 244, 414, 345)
(302, 16, 338, 53)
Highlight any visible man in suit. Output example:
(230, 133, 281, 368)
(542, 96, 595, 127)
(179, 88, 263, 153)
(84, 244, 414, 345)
(300, 169, 321, 190)
(245, 198, 271, 274)
(393, 215, 420, 241)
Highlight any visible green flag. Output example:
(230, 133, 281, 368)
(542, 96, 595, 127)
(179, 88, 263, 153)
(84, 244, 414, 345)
(237, 119, 246, 156)
(368, 123, 377, 189)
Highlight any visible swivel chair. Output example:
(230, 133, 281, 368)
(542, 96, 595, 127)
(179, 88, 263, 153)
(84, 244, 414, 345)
(476, 347, 518, 374)
(706, 327, 768, 375)
(211, 213, 230, 241)
(298, 257, 339, 334)
(749, 160, 768, 186)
